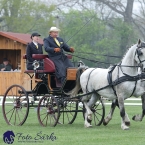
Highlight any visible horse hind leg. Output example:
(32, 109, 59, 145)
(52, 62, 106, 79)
(82, 95, 92, 128)
(84, 101, 92, 128)
(87, 93, 99, 122)
(132, 94, 145, 121)
(83, 93, 98, 128)
(103, 99, 118, 126)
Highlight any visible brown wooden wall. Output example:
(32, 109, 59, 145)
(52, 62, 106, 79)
(0, 72, 36, 95)
(0, 35, 34, 95)
(0, 72, 21, 94)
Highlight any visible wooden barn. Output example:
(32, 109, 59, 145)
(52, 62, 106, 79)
(0, 31, 43, 95)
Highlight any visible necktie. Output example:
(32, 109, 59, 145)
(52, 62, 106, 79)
(36, 44, 38, 49)
(54, 38, 60, 47)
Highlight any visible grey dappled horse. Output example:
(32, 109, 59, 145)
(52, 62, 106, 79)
(71, 39, 145, 130)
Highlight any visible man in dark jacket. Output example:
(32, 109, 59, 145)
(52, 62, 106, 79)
(43, 27, 74, 83)
(26, 32, 43, 70)
(0, 58, 12, 71)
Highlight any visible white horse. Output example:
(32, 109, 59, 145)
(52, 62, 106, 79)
(71, 39, 145, 130)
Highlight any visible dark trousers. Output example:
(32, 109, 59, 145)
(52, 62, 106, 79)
(50, 55, 73, 83)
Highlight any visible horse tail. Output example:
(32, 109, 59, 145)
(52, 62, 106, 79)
(70, 67, 85, 97)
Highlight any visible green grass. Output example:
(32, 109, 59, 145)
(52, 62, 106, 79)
(0, 105, 145, 145)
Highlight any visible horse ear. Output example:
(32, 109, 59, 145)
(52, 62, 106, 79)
(138, 39, 141, 45)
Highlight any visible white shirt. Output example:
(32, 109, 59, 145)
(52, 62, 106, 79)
(33, 41, 38, 46)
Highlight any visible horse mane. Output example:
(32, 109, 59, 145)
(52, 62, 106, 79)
(121, 44, 135, 61)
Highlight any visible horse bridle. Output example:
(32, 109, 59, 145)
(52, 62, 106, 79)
(119, 43, 145, 77)
(136, 42, 145, 67)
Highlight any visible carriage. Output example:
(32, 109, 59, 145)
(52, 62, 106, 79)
(2, 54, 105, 127)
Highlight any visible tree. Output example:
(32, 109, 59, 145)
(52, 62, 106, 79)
(89, 0, 134, 51)
(58, 10, 136, 67)
(133, 0, 145, 39)
(0, 0, 55, 36)
(54, 0, 138, 54)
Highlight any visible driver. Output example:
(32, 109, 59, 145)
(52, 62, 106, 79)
(44, 27, 75, 84)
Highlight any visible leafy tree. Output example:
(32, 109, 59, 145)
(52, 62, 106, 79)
(0, 0, 55, 37)
(59, 10, 136, 67)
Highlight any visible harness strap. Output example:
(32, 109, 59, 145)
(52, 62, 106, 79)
(130, 80, 137, 97)
(86, 68, 96, 93)
(71, 73, 145, 99)
(107, 65, 117, 96)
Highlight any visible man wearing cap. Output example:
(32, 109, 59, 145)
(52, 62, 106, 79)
(44, 26, 75, 84)
(26, 32, 43, 70)
(0, 58, 13, 71)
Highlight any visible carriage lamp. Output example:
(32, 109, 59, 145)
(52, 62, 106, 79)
(32, 60, 40, 70)
(32, 60, 40, 76)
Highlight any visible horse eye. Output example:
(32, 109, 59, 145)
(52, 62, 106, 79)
(140, 51, 143, 55)
(137, 49, 143, 56)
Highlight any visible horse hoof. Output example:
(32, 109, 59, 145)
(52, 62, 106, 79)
(84, 125, 92, 128)
(125, 122, 130, 126)
(123, 127, 129, 130)
(103, 120, 108, 126)
(121, 125, 129, 130)
(132, 115, 142, 121)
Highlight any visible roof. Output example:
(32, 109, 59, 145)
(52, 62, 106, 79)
(0, 31, 43, 45)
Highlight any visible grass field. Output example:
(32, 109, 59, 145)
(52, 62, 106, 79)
(0, 104, 145, 145)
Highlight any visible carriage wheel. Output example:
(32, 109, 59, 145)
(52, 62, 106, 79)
(37, 95, 60, 127)
(83, 98, 105, 126)
(2, 85, 29, 126)
(58, 97, 78, 124)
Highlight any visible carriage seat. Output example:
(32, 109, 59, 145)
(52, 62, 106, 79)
(23, 54, 72, 74)
(23, 54, 55, 73)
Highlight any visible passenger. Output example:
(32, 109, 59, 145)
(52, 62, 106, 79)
(44, 27, 75, 83)
(26, 32, 43, 70)
(0, 58, 13, 71)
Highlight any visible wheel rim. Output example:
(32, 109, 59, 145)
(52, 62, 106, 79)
(37, 95, 60, 127)
(83, 99, 105, 126)
(2, 85, 29, 126)
(58, 97, 78, 124)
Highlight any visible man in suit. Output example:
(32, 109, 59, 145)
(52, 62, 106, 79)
(26, 32, 43, 70)
(44, 27, 74, 84)
(0, 58, 13, 71)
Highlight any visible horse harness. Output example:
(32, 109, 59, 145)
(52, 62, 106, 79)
(107, 42, 145, 97)
(107, 65, 138, 97)
(84, 43, 145, 98)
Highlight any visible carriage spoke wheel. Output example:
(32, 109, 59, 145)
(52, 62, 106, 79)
(37, 95, 60, 127)
(83, 98, 105, 126)
(2, 85, 29, 126)
(58, 97, 78, 124)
